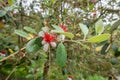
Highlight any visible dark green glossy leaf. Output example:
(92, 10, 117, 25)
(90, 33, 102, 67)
(26, 38, 42, 53)
(110, 58, 117, 65)
(56, 43, 67, 67)
(101, 43, 109, 55)
(112, 45, 120, 57)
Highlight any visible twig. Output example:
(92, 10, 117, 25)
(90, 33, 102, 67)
(43, 48, 51, 80)
(22, 14, 40, 22)
(0, 47, 25, 62)
(5, 66, 17, 80)
(100, 7, 120, 13)
(105, 33, 113, 54)
(105, 44, 112, 53)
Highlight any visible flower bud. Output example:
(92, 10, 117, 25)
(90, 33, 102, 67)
(50, 42, 56, 48)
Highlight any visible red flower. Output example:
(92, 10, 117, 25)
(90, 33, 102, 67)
(43, 32, 55, 43)
(94, 2, 97, 5)
(20, 53, 25, 58)
(93, 12, 97, 17)
(38, 27, 57, 52)
(59, 24, 68, 32)
(1, 50, 6, 54)
(68, 75, 73, 79)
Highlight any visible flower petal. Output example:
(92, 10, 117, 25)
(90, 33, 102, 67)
(42, 27, 49, 32)
(57, 35, 65, 41)
(50, 42, 56, 48)
(43, 43, 49, 52)
(0, 53, 5, 56)
(68, 78, 72, 80)
(38, 31, 44, 37)
(41, 40, 47, 45)
(20, 53, 25, 58)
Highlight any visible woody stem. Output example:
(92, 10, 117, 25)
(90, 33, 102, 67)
(43, 47, 51, 80)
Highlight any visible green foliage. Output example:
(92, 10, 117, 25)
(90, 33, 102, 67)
(87, 75, 108, 80)
(26, 38, 42, 53)
(112, 44, 120, 57)
(101, 43, 109, 55)
(52, 25, 64, 32)
(110, 58, 117, 65)
(24, 26, 37, 34)
(87, 34, 110, 43)
(95, 19, 104, 35)
(14, 67, 27, 78)
(52, 25, 74, 38)
(79, 23, 89, 39)
(110, 20, 120, 33)
(56, 43, 67, 67)
(0, 10, 6, 17)
(52, 30, 74, 38)
(0, 33, 6, 38)
(8, 0, 13, 5)
(15, 30, 29, 39)
(0, 0, 120, 80)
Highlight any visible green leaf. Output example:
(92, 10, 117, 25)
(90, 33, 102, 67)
(79, 23, 89, 36)
(26, 74, 34, 78)
(0, 10, 6, 17)
(110, 58, 117, 65)
(110, 20, 120, 33)
(24, 26, 37, 34)
(101, 43, 109, 55)
(26, 38, 42, 53)
(87, 75, 108, 80)
(8, 0, 13, 5)
(89, 4, 94, 10)
(87, 34, 110, 43)
(112, 45, 120, 57)
(51, 0, 55, 3)
(95, 19, 104, 34)
(0, 33, 6, 38)
(15, 30, 29, 39)
(56, 43, 67, 67)
(0, 0, 4, 3)
(52, 25, 64, 32)
(4, 6, 14, 11)
(52, 30, 74, 38)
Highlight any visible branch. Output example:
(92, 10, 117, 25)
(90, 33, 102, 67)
(5, 66, 17, 80)
(0, 47, 25, 62)
(100, 7, 120, 13)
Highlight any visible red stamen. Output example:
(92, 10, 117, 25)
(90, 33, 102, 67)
(59, 24, 68, 32)
(43, 33, 55, 43)
(93, 12, 97, 17)
(20, 53, 25, 58)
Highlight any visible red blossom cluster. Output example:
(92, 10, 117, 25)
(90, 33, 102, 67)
(38, 24, 68, 52)
(43, 32, 55, 43)
(0, 50, 7, 56)
(59, 24, 68, 32)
